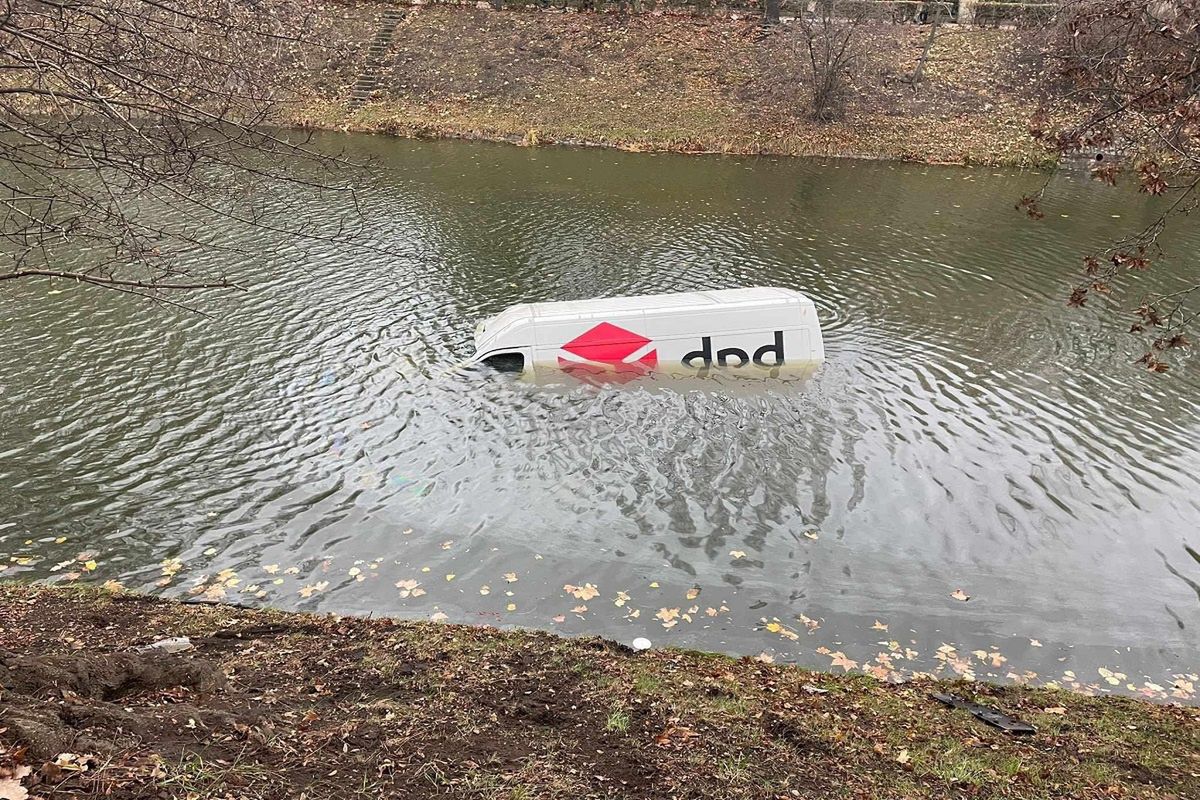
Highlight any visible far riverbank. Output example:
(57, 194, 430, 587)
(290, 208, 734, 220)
(291, 5, 1056, 167)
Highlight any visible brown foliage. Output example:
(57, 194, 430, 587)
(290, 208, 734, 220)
(1034, 0, 1198, 369)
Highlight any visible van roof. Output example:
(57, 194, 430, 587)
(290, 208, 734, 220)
(523, 287, 800, 320)
(474, 287, 815, 356)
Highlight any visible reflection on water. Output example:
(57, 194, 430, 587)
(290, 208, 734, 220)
(1, 137, 1197, 702)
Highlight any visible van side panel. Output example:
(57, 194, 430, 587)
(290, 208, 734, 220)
(472, 288, 824, 378)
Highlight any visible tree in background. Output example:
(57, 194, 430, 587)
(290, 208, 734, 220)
(794, 1, 870, 122)
(1026, 0, 1198, 370)
(0, 0, 363, 306)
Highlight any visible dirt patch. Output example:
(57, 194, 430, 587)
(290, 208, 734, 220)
(0, 650, 223, 701)
(0, 650, 228, 761)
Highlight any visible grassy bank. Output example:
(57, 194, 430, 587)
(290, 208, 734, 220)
(291, 6, 1054, 167)
(0, 584, 1196, 799)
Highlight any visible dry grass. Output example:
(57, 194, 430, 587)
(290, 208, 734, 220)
(286, 6, 1055, 166)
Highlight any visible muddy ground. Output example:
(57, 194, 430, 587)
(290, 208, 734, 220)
(0, 584, 1196, 799)
(293, 5, 1054, 165)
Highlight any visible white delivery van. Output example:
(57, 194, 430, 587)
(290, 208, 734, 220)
(470, 287, 824, 381)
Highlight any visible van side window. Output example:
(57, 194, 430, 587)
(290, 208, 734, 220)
(481, 351, 524, 373)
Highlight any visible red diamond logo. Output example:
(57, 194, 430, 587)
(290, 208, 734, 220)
(557, 322, 657, 383)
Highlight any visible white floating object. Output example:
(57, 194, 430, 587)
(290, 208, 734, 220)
(136, 636, 193, 654)
(631, 637, 652, 652)
(471, 287, 824, 380)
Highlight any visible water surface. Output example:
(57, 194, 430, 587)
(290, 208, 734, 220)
(2, 136, 1198, 701)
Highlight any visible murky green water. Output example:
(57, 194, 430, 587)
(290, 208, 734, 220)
(2, 136, 1197, 701)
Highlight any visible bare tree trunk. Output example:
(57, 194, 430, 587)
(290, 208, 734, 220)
(764, 0, 781, 25)
(910, 2, 944, 86)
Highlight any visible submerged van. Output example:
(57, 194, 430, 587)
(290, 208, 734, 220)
(470, 287, 824, 381)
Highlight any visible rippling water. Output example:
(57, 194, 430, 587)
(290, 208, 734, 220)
(2, 136, 1198, 701)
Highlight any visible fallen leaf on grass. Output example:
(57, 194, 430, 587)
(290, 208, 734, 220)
(654, 724, 699, 748)
(1043, 706, 1067, 715)
(896, 748, 911, 764)
(0, 764, 31, 800)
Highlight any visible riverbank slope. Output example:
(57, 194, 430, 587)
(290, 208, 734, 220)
(1, 584, 1196, 799)
(293, 5, 1054, 166)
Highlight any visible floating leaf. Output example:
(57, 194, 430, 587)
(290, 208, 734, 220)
(950, 589, 970, 602)
(564, 583, 599, 601)
(395, 579, 426, 598)
(298, 581, 329, 599)
(829, 651, 858, 671)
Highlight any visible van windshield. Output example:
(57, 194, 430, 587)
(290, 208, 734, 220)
(480, 351, 524, 373)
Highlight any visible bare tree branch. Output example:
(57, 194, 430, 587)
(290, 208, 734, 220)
(1030, 0, 1199, 371)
